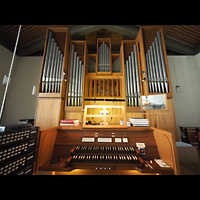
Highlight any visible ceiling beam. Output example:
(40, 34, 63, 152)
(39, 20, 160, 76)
(0, 35, 14, 52)
(17, 37, 46, 56)
(69, 25, 106, 36)
(164, 36, 196, 55)
(194, 44, 200, 55)
(103, 25, 139, 38)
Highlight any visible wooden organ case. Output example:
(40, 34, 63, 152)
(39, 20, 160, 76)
(34, 26, 180, 175)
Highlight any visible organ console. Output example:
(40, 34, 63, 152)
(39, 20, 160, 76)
(35, 126, 180, 175)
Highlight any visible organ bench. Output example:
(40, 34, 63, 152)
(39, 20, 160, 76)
(34, 125, 180, 175)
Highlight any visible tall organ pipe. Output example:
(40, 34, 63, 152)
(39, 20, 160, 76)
(155, 37, 165, 93)
(58, 54, 64, 93)
(128, 56, 134, 106)
(145, 52, 152, 93)
(157, 31, 169, 93)
(130, 53, 137, 106)
(68, 45, 75, 106)
(149, 46, 158, 93)
(55, 50, 61, 93)
(51, 46, 59, 92)
(74, 56, 80, 106)
(147, 50, 155, 93)
(125, 61, 131, 106)
(133, 44, 141, 106)
(77, 60, 82, 106)
(80, 64, 84, 106)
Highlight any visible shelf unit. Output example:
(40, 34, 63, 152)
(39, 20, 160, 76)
(83, 105, 127, 128)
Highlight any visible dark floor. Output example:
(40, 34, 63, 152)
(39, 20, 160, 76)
(179, 148, 200, 175)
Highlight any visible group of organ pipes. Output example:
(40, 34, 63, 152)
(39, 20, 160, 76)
(41, 31, 169, 103)
(41, 31, 64, 93)
(67, 44, 83, 106)
(98, 41, 110, 72)
(39, 29, 170, 107)
(125, 44, 141, 107)
(145, 31, 169, 94)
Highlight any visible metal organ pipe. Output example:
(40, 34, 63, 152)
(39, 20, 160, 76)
(128, 56, 133, 106)
(125, 61, 131, 106)
(51, 46, 59, 92)
(68, 45, 75, 106)
(147, 50, 155, 93)
(155, 37, 165, 93)
(145, 52, 152, 93)
(58, 54, 64, 93)
(133, 44, 141, 106)
(55, 50, 61, 93)
(130, 53, 137, 106)
(74, 56, 80, 106)
(80, 64, 84, 106)
(77, 60, 82, 106)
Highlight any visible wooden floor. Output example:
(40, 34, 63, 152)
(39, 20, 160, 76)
(179, 148, 200, 175)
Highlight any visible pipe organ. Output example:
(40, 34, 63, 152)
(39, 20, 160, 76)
(34, 26, 179, 175)
(35, 26, 177, 136)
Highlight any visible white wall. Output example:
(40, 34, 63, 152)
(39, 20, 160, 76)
(2, 56, 43, 124)
(194, 52, 200, 77)
(0, 45, 13, 107)
(0, 45, 42, 124)
(167, 54, 200, 140)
